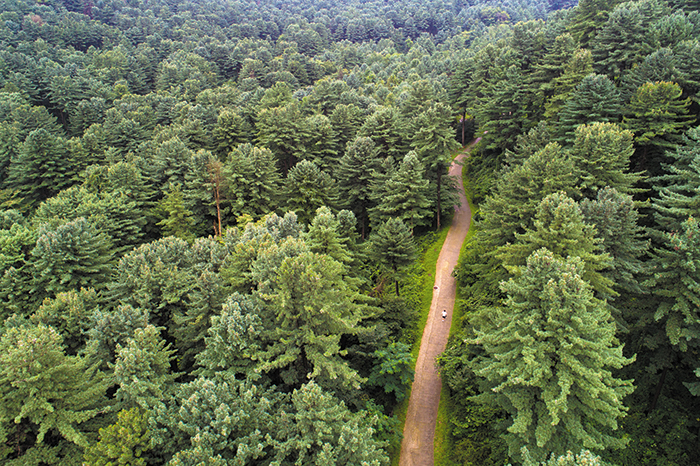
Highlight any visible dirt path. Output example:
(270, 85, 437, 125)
(398, 142, 476, 466)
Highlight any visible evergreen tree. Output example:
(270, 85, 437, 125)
(4, 129, 80, 213)
(213, 107, 252, 156)
(283, 159, 338, 225)
(30, 218, 114, 303)
(367, 218, 416, 296)
(255, 251, 369, 390)
(114, 325, 178, 411)
(652, 126, 700, 232)
(371, 151, 431, 232)
(569, 122, 643, 197)
(194, 293, 263, 378)
(580, 187, 648, 298)
(0, 324, 109, 463)
(555, 74, 623, 145)
(644, 216, 700, 352)
(496, 192, 613, 300)
(152, 183, 197, 243)
(223, 143, 282, 222)
(410, 102, 461, 229)
(329, 104, 363, 158)
(83, 408, 151, 466)
(468, 249, 634, 462)
(623, 81, 693, 173)
(335, 136, 382, 239)
(305, 206, 352, 266)
(358, 106, 408, 159)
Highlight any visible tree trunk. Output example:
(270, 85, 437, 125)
(461, 111, 466, 146)
(394, 264, 400, 296)
(648, 366, 668, 414)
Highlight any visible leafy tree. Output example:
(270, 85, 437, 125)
(82, 408, 151, 466)
(467, 249, 634, 462)
(85, 304, 150, 369)
(329, 104, 363, 157)
(367, 341, 414, 402)
(0, 324, 109, 463)
(0, 220, 37, 320)
(367, 218, 416, 296)
(543, 49, 594, 121)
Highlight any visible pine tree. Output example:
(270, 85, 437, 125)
(371, 152, 431, 232)
(367, 218, 416, 296)
(30, 218, 114, 303)
(213, 107, 252, 156)
(580, 187, 648, 298)
(410, 102, 461, 229)
(152, 183, 197, 243)
(623, 81, 693, 169)
(83, 408, 151, 466)
(255, 251, 369, 390)
(283, 159, 338, 225)
(114, 325, 178, 411)
(194, 293, 263, 378)
(223, 143, 282, 222)
(305, 206, 352, 266)
(644, 216, 700, 352)
(569, 122, 643, 197)
(0, 324, 109, 460)
(652, 126, 700, 232)
(468, 249, 634, 462)
(555, 74, 623, 145)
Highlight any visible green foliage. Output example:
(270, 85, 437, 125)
(114, 325, 179, 411)
(468, 249, 634, 462)
(152, 184, 197, 243)
(367, 218, 417, 296)
(83, 407, 151, 466)
(283, 159, 338, 224)
(0, 324, 109, 460)
(368, 341, 414, 402)
(30, 218, 114, 303)
(519, 447, 608, 466)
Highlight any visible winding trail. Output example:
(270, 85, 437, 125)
(398, 141, 477, 466)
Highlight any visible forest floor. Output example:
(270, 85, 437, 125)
(398, 140, 477, 466)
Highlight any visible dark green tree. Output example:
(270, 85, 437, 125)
(367, 218, 416, 296)
(30, 218, 114, 303)
(283, 159, 338, 225)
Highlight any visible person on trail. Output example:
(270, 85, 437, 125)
(442, 309, 447, 320)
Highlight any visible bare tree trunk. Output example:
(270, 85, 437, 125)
(648, 366, 668, 414)
(436, 167, 442, 231)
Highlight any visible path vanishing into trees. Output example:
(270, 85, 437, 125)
(399, 140, 477, 466)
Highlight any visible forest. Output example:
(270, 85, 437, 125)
(0, 0, 699, 464)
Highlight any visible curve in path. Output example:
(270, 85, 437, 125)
(398, 141, 476, 466)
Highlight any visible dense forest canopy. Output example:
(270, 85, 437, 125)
(1, 0, 700, 464)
